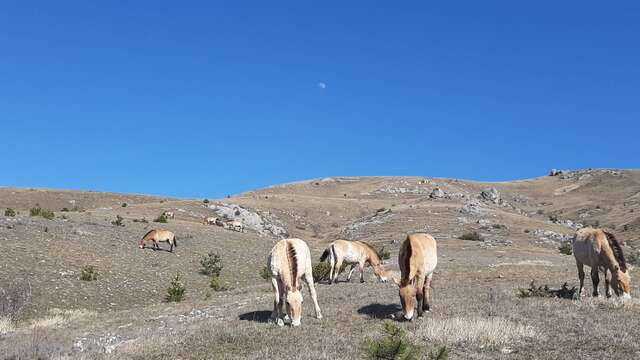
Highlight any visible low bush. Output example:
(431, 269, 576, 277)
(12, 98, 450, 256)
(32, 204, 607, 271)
(30, 206, 55, 220)
(154, 214, 168, 223)
(366, 322, 422, 360)
(200, 252, 223, 277)
(111, 215, 125, 227)
(558, 242, 572, 255)
(458, 231, 483, 241)
(166, 272, 186, 302)
(4, 208, 16, 217)
(313, 262, 332, 283)
(121, 203, 128, 207)
(80, 266, 98, 281)
(209, 277, 228, 292)
(518, 280, 576, 299)
(133, 218, 148, 223)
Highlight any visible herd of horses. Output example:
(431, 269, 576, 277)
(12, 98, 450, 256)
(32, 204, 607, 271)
(136, 217, 633, 327)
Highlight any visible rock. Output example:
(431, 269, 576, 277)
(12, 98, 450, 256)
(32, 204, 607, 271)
(208, 203, 288, 238)
(549, 169, 563, 176)
(480, 188, 500, 204)
(430, 188, 445, 199)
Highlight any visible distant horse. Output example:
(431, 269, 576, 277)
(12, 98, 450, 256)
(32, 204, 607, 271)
(139, 229, 178, 252)
(225, 220, 245, 233)
(393, 233, 437, 320)
(320, 240, 388, 283)
(162, 211, 175, 219)
(572, 228, 631, 298)
(203, 216, 217, 225)
(267, 238, 322, 327)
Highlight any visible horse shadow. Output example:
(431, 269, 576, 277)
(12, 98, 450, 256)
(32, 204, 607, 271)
(357, 303, 401, 319)
(238, 310, 271, 323)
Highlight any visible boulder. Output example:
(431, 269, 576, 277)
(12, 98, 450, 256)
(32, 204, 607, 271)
(480, 188, 500, 204)
(430, 188, 445, 199)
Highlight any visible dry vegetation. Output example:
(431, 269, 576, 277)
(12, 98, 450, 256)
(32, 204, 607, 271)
(1, 169, 640, 359)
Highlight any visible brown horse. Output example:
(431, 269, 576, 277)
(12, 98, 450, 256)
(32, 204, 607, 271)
(139, 229, 178, 252)
(267, 238, 322, 327)
(393, 233, 437, 320)
(572, 228, 631, 298)
(319, 240, 388, 283)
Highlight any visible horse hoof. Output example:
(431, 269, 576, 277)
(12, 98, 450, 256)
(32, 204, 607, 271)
(316, 313, 323, 319)
(276, 319, 284, 327)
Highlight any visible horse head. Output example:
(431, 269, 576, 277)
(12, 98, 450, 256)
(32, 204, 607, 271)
(612, 266, 632, 298)
(393, 277, 417, 320)
(285, 284, 303, 326)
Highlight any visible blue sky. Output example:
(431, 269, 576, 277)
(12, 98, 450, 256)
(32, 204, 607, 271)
(1, 2, 639, 198)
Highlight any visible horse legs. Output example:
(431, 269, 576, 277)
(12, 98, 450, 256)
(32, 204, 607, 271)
(153, 240, 160, 250)
(328, 251, 336, 284)
(358, 261, 366, 283)
(270, 277, 284, 326)
(334, 258, 344, 283)
(304, 272, 322, 319)
(415, 275, 426, 318)
(591, 267, 600, 297)
(576, 261, 585, 297)
(347, 264, 357, 282)
(604, 268, 612, 298)
(423, 273, 433, 313)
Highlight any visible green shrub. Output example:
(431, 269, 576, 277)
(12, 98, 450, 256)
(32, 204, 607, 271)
(458, 231, 483, 241)
(4, 208, 16, 217)
(80, 266, 98, 281)
(366, 322, 422, 360)
(154, 214, 168, 223)
(313, 262, 332, 283)
(200, 252, 223, 277)
(30, 206, 55, 220)
(209, 276, 228, 291)
(111, 215, 125, 227)
(260, 266, 271, 280)
(558, 242, 572, 255)
(121, 203, 128, 207)
(166, 272, 186, 302)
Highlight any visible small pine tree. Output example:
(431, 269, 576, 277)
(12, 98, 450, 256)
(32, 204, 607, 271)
(166, 272, 186, 302)
(200, 252, 223, 277)
(366, 322, 422, 360)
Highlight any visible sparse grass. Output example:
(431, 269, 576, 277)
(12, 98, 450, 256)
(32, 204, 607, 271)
(79, 266, 98, 281)
(458, 231, 483, 241)
(558, 242, 572, 255)
(200, 252, 223, 277)
(30, 206, 54, 220)
(154, 214, 168, 223)
(166, 272, 186, 302)
(111, 215, 125, 227)
(518, 281, 576, 299)
(366, 322, 422, 360)
(491, 223, 506, 229)
(132, 218, 148, 223)
(0, 283, 32, 322)
(4, 208, 16, 217)
(427, 346, 449, 360)
(414, 316, 538, 348)
(260, 266, 271, 280)
(312, 262, 332, 283)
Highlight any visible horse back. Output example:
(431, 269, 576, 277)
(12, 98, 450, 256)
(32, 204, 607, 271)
(572, 228, 615, 268)
(400, 233, 437, 282)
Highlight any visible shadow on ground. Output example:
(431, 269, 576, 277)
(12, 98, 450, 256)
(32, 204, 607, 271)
(357, 303, 401, 319)
(239, 310, 271, 323)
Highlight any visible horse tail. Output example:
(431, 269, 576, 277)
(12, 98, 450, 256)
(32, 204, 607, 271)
(320, 247, 331, 262)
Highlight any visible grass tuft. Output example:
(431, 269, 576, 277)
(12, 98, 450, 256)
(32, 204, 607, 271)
(79, 266, 98, 281)
(30, 206, 54, 220)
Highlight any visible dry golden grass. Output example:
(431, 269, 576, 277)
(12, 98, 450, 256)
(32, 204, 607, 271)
(414, 316, 539, 348)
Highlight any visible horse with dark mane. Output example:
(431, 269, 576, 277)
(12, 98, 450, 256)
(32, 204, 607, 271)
(320, 240, 388, 283)
(572, 228, 631, 298)
(139, 229, 177, 253)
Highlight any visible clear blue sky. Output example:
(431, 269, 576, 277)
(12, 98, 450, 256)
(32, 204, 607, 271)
(1, 2, 639, 198)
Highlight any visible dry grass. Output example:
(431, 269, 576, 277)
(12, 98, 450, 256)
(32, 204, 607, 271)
(0, 316, 15, 334)
(28, 308, 96, 329)
(414, 316, 539, 348)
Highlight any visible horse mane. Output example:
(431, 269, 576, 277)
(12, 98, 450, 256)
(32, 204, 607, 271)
(400, 238, 413, 284)
(604, 231, 627, 272)
(141, 229, 155, 240)
(359, 241, 382, 263)
(286, 241, 298, 288)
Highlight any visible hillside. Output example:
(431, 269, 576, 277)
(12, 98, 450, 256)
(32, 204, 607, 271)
(0, 169, 639, 359)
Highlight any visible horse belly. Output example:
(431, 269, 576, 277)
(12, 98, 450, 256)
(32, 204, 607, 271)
(342, 253, 360, 263)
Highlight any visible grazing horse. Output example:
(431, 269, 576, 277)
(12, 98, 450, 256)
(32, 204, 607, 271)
(393, 233, 437, 320)
(225, 220, 245, 232)
(162, 211, 175, 219)
(203, 216, 217, 225)
(319, 240, 388, 284)
(572, 228, 631, 299)
(138, 229, 178, 252)
(267, 238, 322, 327)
